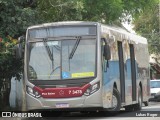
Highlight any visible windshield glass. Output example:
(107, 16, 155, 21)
(150, 80, 160, 88)
(28, 39, 96, 80)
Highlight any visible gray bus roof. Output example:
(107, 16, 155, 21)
(101, 24, 147, 44)
(27, 21, 98, 29)
(27, 21, 147, 44)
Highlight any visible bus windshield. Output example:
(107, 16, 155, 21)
(28, 39, 96, 80)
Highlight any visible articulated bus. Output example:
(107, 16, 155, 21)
(19, 21, 150, 112)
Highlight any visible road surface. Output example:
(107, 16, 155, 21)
(0, 102, 160, 120)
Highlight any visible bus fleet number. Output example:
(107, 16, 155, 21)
(69, 90, 82, 95)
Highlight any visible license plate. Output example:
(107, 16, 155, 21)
(55, 103, 69, 108)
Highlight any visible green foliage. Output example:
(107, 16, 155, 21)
(133, 0, 160, 54)
(82, 0, 124, 24)
(37, 0, 155, 25)
(0, 0, 40, 37)
(0, 0, 40, 80)
(37, 0, 124, 24)
(0, 36, 22, 80)
(37, 0, 84, 22)
(0, 0, 41, 109)
(0, 35, 22, 109)
(122, 0, 155, 16)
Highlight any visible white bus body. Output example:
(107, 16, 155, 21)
(23, 21, 150, 112)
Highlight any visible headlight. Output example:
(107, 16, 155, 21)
(84, 82, 100, 96)
(26, 86, 41, 98)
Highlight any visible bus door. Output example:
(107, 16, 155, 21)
(117, 41, 125, 103)
(129, 44, 136, 101)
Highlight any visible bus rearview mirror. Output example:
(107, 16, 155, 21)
(104, 44, 111, 60)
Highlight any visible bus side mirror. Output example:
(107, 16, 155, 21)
(103, 44, 111, 60)
(101, 38, 111, 60)
(15, 36, 24, 59)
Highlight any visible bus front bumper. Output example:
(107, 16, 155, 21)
(26, 89, 102, 111)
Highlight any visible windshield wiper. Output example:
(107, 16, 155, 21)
(42, 38, 56, 78)
(69, 36, 81, 59)
(42, 38, 54, 61)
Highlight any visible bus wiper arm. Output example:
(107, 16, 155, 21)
(42, 38, 54, 61)
(69, 36, 81, 59)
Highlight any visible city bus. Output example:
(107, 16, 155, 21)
(17, 21, 150, 112)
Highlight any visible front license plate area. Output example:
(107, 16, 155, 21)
(55, 103, 69, 108)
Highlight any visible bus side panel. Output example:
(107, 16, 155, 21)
(102, 40, 121, 109)
(123, 41, 133, 105)
(134, 43, 150, 102)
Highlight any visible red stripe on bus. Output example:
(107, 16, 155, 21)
(33, 83, 91, 98)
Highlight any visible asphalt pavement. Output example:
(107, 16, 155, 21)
(0, 102, 160, 120)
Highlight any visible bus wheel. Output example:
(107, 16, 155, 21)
(144, 101, 149, 106)
(135, 86, 142, 110)
(108, 88, 121, 112)
(125, 105, 134, 111)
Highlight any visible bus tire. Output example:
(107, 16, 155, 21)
(135, 86, 142, 110)
(144, 101, 149, 106)
(107, 88, 121, 112)
(125, 105, 134, 111)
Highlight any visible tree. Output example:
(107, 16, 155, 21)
(37, 0, 85, 22)
(37, 0, 154, 25)
(37, 0, 124, 24)
(0, 0, 40, 110)
(133, 0, 160, 55)
(0, 0, 39, 37)
(0, 36, 22, 110)
(127, 0, 159, 79)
